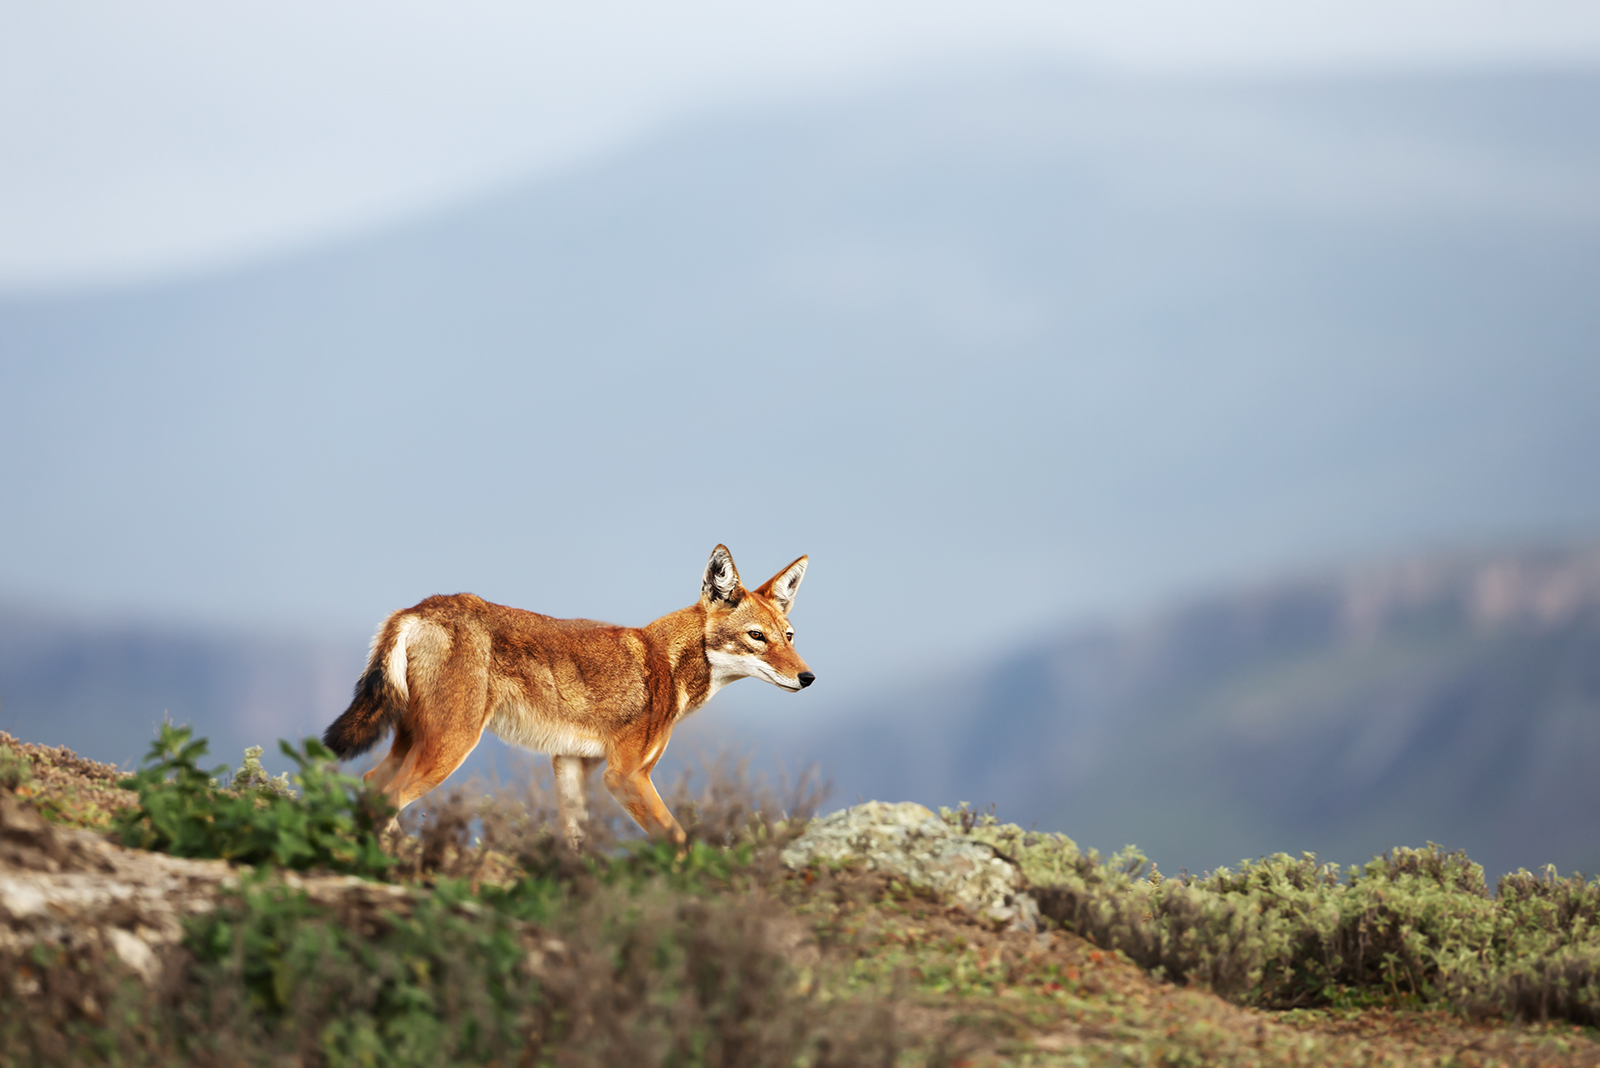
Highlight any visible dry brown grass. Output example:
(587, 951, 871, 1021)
(389, 747, 827, 883)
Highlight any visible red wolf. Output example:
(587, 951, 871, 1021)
(322, 546, 812, 846)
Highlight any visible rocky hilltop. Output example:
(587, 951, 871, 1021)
(8, 730, 1600, 1066)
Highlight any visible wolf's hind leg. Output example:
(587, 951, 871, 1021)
(361, 727, 414, 837)
(382, 635, 491, 813)
(388, 723, 485, 811)
(553, 755, 602, 848)
(362, 723, 413, 796)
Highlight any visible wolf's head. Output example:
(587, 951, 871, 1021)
(699, 545, 814, 693)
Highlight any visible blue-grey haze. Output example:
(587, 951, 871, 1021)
(2, 67, 1598, 875)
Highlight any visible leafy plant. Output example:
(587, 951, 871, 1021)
(181, 871, 540, 1067)
(115, 723, 394, 877)
(213, 744, 297, 799)
(173, 865, 852, 1068)
(0, 743, 30, 791)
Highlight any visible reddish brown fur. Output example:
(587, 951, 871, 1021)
(322, 546, 811, 845)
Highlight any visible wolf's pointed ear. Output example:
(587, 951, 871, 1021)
(756, 555, 808, 615)
(701, 545, 742, 607)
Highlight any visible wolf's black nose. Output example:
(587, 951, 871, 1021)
(797, 672, 815, 688)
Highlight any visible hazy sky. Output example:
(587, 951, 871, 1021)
(4, 4, 1600, 704)
(5, 0, 1600, 291)
(5, 9, 1598, 862)
(5, 66, 1598, 688)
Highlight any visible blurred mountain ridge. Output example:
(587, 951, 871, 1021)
(0, 604, 364, 770)
(734, 541, 1600, 881)
(4, 541, 1598, 882)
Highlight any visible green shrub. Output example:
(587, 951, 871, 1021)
(160, 864, 891, 1068)
(115, 723, 393, 878)
(0, 743, 30, 791)
(3, 841, 893, 1067)
(178, 871, 539, 1067)
(950, 806, 1600, 1024)
(213, 744, 296, 798)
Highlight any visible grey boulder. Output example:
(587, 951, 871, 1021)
(780, 801, 1038, 930)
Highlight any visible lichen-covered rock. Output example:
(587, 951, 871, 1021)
(780, 801, 1038, 929)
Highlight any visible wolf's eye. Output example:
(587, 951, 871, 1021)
(747, 630, 766, 642)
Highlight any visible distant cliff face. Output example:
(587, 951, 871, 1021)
(762, 545, 1600, 881)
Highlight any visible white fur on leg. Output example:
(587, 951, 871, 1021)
(552, 755, 589, 848)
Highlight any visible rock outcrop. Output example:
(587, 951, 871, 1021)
(0, 789, 415, 991)
(780, 801, 1038, 930)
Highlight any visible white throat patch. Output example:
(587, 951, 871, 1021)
(705, 648, 799, 698)
(705, 649, 754, 699)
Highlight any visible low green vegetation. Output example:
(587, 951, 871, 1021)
(6, 731, 1600, 1066)
(0, 742, 29, 791)
(165, 861, 841, 1068)
(5, 730, 897, 1067)
(114, 724, 394, 877)
(953, 806, 1600, 1024)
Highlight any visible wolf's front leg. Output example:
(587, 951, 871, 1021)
(602, 764, 687, 849)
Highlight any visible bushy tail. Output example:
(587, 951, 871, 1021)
(323, 621, 407, 760)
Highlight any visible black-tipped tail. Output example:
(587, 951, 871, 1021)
(322, 668, 401, 760)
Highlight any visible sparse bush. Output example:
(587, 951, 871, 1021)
(115, 723, 393, 877)
(664, 749, 827, 849)
(952, 806, 1600, 1025)
(388, 748, 826, 888)
(0, 743, 30, 791)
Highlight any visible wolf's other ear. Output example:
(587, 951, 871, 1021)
(756, 555, 808, 615)
(701, 545, 742, 606)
